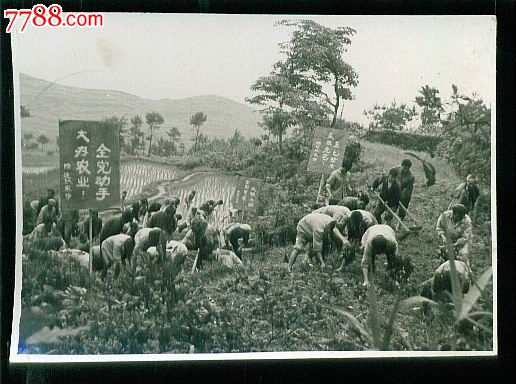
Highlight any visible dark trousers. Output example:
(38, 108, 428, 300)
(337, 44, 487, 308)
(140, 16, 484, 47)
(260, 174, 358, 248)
(398, 187, 413, 220)
(374, 201, 396, 224)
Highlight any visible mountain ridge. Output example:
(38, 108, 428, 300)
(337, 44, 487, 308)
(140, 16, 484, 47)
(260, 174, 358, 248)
(19, 73, 263, 150)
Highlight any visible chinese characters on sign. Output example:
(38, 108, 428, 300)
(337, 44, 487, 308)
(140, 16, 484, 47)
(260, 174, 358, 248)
(59, 120, 120, 210)
(231, 178, 260, 212)
(307, 127, 348, 174)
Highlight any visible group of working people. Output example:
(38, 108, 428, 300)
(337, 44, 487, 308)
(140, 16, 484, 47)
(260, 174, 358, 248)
(24, 188, 254, 280)
(24, 149, 481, 299)
(287, 155, 480, 294)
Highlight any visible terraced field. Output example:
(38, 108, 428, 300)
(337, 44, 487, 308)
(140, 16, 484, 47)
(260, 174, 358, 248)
(22, 159, 182, 202)
(120, 160, 180, 199)
(159, 173, 238, 228)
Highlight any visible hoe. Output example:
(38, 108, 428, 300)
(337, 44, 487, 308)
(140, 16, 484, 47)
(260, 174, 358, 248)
(371, 190, 423, 241)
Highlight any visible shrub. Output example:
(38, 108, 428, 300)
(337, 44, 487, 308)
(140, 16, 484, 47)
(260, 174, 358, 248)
(436, 98, 491, 185)
(364, 130, 442, 155)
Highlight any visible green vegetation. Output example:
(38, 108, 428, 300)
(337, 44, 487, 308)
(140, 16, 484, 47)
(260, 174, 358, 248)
(364, 130, 442, 155)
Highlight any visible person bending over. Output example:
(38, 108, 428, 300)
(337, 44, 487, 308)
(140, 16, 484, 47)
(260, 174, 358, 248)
(288, 212, 347, 273)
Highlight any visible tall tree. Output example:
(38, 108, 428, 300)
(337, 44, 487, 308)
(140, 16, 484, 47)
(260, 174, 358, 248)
(246, 61, 321, 153)
(229, 129, 244, 148)
(36, 134, 49, 151)
(167, 127, 181, 153)
(278, 19, 359, 127)
(189, 112, 207, 152)
(415, 85, 444, 134)
(438, 90, 490, 184)
(145, 112, 165, 157)
(260, 109, 293, 153)
(364, 100, 418, 131)
(130, 114, 144, 155)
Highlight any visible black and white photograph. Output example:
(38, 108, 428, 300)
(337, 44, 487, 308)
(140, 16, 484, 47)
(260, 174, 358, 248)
(9, 13, 496, 361)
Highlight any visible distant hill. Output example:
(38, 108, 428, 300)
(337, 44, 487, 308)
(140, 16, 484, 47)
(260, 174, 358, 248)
(19, 73, 263, 150)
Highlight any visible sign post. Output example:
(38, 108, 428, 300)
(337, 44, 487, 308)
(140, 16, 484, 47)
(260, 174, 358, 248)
(230, 177, 261, 214)
(89, 209, 93, 277)
(307, 127, 348, 205)
(59, 120, 120, 277)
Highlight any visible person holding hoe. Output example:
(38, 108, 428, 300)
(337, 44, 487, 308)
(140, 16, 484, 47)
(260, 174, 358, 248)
(394, 159, 416, 227)
(436, 203, 473, 268)
(371, 167, 401, 227)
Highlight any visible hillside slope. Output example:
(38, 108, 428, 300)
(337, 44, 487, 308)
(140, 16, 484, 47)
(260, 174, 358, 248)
(19, 73, 263, 150)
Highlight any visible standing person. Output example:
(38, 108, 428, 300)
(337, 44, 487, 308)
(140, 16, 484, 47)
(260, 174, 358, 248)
(395, 159, 416, 223)
(38, 189, 58, 216)
(185, 190, 196, 211)
(450, 175, 480, 215)
(436, 204, 473, 268)
(120, 191, 128, 211)
(100, 234, 135, 279)
(287, 212, 348, 272)
(372, 167, 401, 226)
(360, 224, 400, 288)
(36, 198, 58, 225)
(325, 159, 354, 205)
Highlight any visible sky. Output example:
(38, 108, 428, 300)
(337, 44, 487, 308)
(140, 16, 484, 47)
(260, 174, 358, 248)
(12, 14, 496, 126)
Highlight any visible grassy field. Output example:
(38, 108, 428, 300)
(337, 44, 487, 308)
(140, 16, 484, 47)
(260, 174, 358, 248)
(18, 140, 494, 353)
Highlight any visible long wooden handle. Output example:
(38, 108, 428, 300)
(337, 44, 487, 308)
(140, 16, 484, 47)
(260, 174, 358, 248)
(316, 173, 325, 205)
(399, 202, 421, 226)
(89, 210, 93, 277)
(372, 190, 411, 232)
(191, 249, 200, 274)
